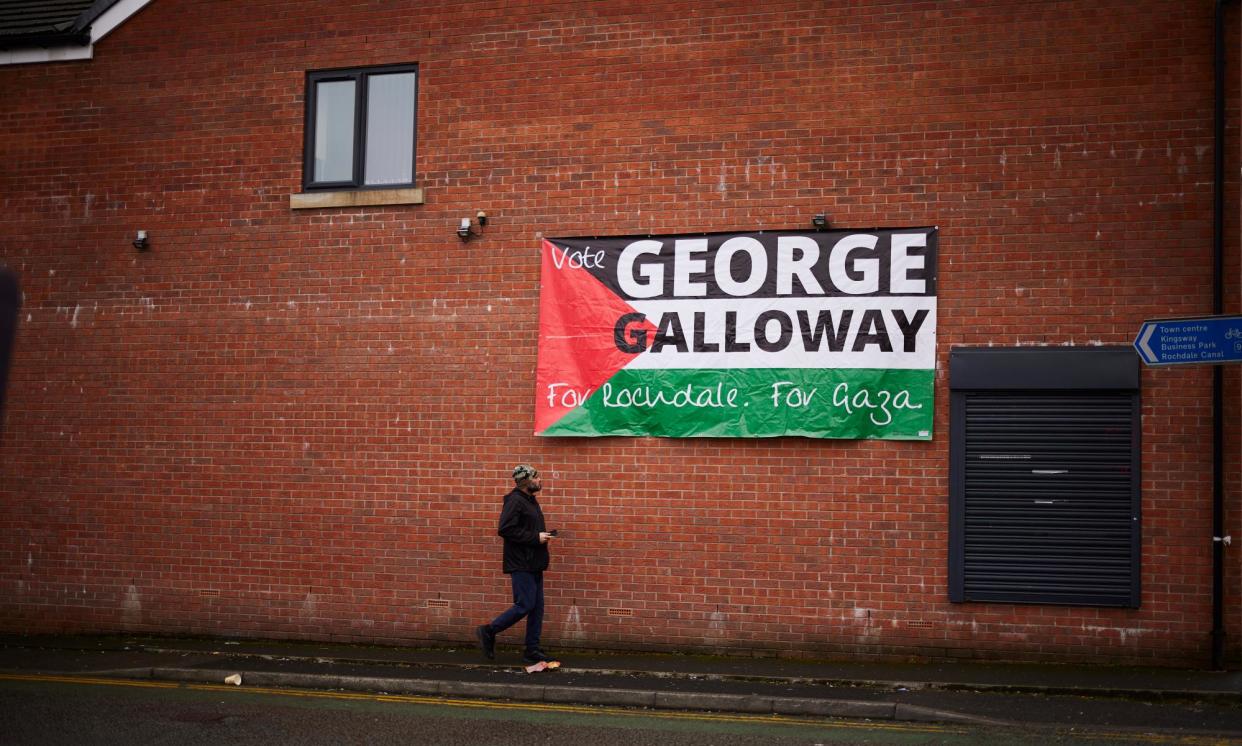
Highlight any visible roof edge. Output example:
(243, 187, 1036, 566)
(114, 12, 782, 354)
(72, 0, 125, 33)
(0, 0, 151, 62)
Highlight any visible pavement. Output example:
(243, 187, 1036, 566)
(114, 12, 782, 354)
(1, 634, 1240, 734)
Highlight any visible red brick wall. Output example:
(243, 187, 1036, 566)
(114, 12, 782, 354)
(0, 0, 1238, 666)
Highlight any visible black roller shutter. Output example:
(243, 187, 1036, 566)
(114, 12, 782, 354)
(949, 349, 1140, 608)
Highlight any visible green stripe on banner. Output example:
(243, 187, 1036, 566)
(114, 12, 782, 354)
(541, 368, 934, 439)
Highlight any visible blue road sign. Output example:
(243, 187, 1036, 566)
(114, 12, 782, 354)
(1134, 315, 1242, 365)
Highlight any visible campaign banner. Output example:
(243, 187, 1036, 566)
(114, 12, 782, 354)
(535, 228, 938, 439)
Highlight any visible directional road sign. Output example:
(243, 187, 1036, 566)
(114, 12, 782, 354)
(1134, 315, 1242, 366)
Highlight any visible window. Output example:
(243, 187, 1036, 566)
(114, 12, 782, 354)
(303, 64, 418, 191)
(948, 348, 1140, 607)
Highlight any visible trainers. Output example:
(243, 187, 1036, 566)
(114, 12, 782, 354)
(522, 649, 552, 664)
(475, 625, 495, 660)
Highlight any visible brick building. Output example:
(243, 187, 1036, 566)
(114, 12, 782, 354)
(0, 0, 1239, 667)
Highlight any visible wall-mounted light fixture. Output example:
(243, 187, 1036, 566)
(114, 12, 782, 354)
(811, 214, 829, 230)
(457, 211, 488, 242)
(132, 230, 150, 251)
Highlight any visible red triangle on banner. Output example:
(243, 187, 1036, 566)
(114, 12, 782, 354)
(535, 239, 655, 434)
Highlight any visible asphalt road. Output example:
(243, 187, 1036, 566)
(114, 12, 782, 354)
(2, 674, 1238, 745)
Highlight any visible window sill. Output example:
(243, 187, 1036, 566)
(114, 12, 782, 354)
(289, 187, 424, 210)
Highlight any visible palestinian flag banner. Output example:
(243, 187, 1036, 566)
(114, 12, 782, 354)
(535, 228, 938, 439)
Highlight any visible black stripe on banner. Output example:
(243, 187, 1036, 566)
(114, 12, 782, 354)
(547, 228, 937, 301)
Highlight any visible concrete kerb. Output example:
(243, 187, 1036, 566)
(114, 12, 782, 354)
(87, 666, 1006, 726)
(134, 644, 1242, 706)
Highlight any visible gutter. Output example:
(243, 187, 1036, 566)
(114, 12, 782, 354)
(0, 29, 91, 50)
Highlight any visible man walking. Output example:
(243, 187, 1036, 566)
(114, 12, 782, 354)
(476, 465, 556, 665)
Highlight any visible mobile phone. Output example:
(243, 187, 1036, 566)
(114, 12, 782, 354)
(548, 529, 559, 537)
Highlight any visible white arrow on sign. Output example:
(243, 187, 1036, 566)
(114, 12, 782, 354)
(1136, 323, 1157, 363)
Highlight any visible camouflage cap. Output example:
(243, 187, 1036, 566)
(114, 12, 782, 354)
(512, 464, 539, 482)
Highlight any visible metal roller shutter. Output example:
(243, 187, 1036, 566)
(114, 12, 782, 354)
(957, 391, 1139, 607)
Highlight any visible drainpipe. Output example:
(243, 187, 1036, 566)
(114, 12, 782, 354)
(1211, 0, 1231, 672)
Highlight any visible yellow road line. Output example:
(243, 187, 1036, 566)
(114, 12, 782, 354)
(0, 672, 961, 735)
(0, 673, 182, 690)
(6, 672, 1232, 744)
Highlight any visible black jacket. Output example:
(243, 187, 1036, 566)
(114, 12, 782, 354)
(498, 488, 549, 574)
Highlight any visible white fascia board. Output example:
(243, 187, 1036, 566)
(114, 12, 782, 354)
(0, 0, 154, 66)
(0, 45, 93, 65)
(90, 0, 154, 43)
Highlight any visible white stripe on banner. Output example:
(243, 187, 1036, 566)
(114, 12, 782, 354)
(623, 297, 937, 370)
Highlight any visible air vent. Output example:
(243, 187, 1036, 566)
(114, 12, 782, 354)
(426, 599, 450, 608)
(606, 607, 633, 617)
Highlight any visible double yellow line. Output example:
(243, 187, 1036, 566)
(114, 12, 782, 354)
(2, 672, 1232, 745)
(0, 672, 956, 735)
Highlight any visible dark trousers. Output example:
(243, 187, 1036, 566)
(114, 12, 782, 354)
(487, 571, 543, 652)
